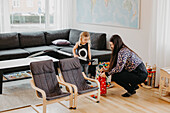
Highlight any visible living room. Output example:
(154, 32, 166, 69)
(0, 0, 170, 113)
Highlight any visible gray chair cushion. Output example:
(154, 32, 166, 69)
(59, 57, 99, 94)
(0, 49, 29, 60)
(78, 87, 99, 94)
(0, 32, 19, 50)
(30, 60, 70, 100)
(19, 31, 46, 48)
(46, 92, 71, 100)
(24, 46, 54, 54)
(45, 29, 70, 45)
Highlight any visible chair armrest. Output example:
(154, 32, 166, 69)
(57, 69, 78, 94)
(30, 79, 46, 100)
(82, 72, 100, 88)
(56, 75, 73, 93)
(65, 82, 78, 94)
(57, 75, 78, 94)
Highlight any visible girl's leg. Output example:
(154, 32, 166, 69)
(82, 64, 91, 84)
(84, 64, 89, 76)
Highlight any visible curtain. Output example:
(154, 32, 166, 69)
(0, 0, 72, 32)
(0, 0, 11, 33)
(149, 0, 170, 87)
(55, 0, 73, 29)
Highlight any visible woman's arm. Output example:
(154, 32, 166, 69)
(108, 49, 129, 75)
(73, 42, 79, 57)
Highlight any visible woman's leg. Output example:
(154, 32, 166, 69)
(112, 70, 137, 92)
(135, 62, 148, 84)
(112, 70, 140, 97)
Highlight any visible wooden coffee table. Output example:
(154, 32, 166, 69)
(0, 56, 59, 94)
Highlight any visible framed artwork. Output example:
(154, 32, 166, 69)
(77, 0, 140, 29)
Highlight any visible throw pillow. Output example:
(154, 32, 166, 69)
(52, 39, 71, 46)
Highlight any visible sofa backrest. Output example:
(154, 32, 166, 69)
(45, 29, 70, 45)
(19, 31, 46, 48)
(90, 32, 106, 50)
(0, 32, 20, 50)
(69, 29, 82, 45)
(69, 29, 106, 50)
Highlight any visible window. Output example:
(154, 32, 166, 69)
(9, 0, 55, 32)
(12, 0, 20, 7)
(26, 0, 33, 7)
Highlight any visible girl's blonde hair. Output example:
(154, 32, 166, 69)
(78, 31, 91, 46)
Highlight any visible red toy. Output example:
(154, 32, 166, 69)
(98, 76, 107, 95)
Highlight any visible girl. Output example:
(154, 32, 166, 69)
(73, 32, 92, 83)
(101, 34, 148, 97)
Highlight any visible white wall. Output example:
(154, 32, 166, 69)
(72, 0, 153, 63)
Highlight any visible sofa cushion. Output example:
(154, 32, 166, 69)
(19, 31, 46, 48)
(49, 45, 63, 50)
(0, 49, 29, 61)
(59, 48, 111, 61)
(69, 29, 82, 45)
(24, 46, 54, 54)
(90, 33, 106, 50)
(0, 32, 19, 50)
(45, 29, 70, 45)
(69, 29, 106, 50)
(91, 49, 111, 61)
(49, 45, 74, 50)
(59, 47, 73, 54)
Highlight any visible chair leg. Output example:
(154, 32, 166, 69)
(43, 101, 47, 113)
(96, 89, 100, 103)
(159, 77, 163, 97)
(69, 94, 73, 109)
(73, 94, 77, 109)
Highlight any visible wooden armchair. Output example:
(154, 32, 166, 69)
(58, 57, 100, 109)
(30, 60, 73, 113)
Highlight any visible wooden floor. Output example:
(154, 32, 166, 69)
(1, 83, 170, 113)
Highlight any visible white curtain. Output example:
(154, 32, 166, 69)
(149, 0, 170, 87)
(0, 0, 72, 32)
(0, 0, 11, 33)
(55, 0, 73, 29)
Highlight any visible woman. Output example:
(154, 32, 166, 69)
(101, 35, 148, 97)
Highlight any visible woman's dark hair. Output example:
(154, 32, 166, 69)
(108, 35, 139, 71)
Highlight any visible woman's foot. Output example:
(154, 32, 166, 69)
(134, 85, 139, 90)
(121, 91, 136, 97)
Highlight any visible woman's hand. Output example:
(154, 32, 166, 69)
(88, 62, 91, 65)
(100, 72, 106, 78)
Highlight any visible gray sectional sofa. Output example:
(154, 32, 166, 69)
(0, 29, 111, 76)
(0, 29, 111, 61)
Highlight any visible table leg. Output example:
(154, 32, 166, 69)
(0, 70, 3, 94)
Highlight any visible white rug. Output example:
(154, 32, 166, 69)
(0, 79, 41, 112)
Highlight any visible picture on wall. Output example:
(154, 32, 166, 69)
(77, 0, 140, 29)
